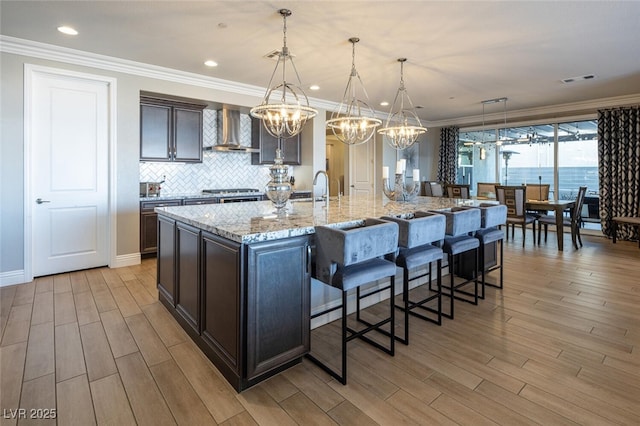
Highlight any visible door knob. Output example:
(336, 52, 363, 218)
(35, 198, 51, 204)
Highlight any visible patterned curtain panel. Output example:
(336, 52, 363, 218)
(597, 106, 640, 240)
(437, 126, 459, 183)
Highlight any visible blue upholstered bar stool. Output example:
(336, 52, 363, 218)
(455, 204, 507, 298)
(381, 212, 446, 344)
(429, 208, 481, 319)
(308, 218, 399, 385)
(475, 204, 507, 297)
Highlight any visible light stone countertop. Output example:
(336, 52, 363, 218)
(155, 194, 481, 244)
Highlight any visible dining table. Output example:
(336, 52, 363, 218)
(526, 199, 575, 251)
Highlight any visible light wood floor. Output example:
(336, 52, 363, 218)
(2, 231, 639, 425)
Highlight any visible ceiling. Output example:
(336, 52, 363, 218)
(2, 1, 640, 126)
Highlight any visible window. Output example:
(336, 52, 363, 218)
(459, 119, 598, 201)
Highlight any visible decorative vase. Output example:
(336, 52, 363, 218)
(265, 148, 292, 211)
(382, 173, 420, 201)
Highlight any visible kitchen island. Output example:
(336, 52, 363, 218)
(155, 195, 479, 391)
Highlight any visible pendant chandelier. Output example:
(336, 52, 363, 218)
(378, 58, 427, 150)
(326, 37, 381, 146)
(250, 9, 317, 139)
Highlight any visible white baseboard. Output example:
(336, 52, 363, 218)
(0, 254, 141, 287)
(111, 253, 141, 269)
(0, 270, 26, 287)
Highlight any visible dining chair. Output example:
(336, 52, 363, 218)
(524, 184, 550, 201)
(445, 184, 471, 199)
(476, 182, 499, 199)
(429, 182, 445, 197)
(495, 185, 537, 247)
(524, 183, 551, 219)
(538, 186, 587, 249)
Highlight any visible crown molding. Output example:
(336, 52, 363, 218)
(0, 35, 338, 111)
(427, 93, 640, 129)
(3, 35, 639, 128)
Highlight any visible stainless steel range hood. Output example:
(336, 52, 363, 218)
(204, 107, 259, 153)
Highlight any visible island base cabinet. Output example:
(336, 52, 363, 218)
(246, 236, 310, 381)
(176, 222, 200, 333)
(156, 216, 311, 392)
(157, 216, 176, 305)
(201, 232, 242, 382)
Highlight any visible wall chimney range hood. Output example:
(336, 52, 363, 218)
(205, 107, 259, 153)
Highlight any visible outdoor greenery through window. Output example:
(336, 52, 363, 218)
(458, 119, 599, 221)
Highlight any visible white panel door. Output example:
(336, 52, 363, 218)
(348, 137, 375, 196)
(31, 70, 109, 277)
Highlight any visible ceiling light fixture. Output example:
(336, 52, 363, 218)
(250, 9, 317, 139)
(204, 60, 218, 67)
(326, 37, 381, 146)
(498, 97, 508, 146)
(57, 26, 78, 35)
(378, 58, 427, 150)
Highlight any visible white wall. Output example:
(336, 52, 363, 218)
(0, 49, 326, 281)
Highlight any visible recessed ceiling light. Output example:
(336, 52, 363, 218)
(204, 60, 218, 67)
(380, 101, 389, 107)
(309, 85, 320, 91)
(57, 26, 78, 35)
(561, 74, 596, 84)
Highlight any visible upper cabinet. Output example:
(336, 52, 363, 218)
(140, 96, 205, 163)
(251, 118, 301, 165)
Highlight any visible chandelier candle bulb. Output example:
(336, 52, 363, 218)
(382, 166, 389, 179)
(413, 169, 419, 182)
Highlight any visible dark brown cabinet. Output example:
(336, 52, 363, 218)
(201, 232, 242, 378)
(246, 236, 310, 381)
(140, 97, 204, 163)
(176, 222, 200, 333)
(251, 118, 301, 165)
(140, 199, 181, 255)
(156, 217, 311, 391)
(157, 215, 176, 305)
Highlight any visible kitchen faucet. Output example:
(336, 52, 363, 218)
(313, 170, 329, 208)
(334, 177, 341, 201)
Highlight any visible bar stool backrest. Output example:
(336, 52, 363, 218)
(479, 204, 507, 228)
(454, 204, 507, 229)
(383, 212, 446, 249)
(424, 208, 480, 237)
(314, 218, 399, 285)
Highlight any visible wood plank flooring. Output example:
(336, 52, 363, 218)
(1, 232, 639, 425)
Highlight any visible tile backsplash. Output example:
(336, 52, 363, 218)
(139, 109, 275, 194)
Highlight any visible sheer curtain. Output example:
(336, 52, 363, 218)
(598, 106, 640, 240)
(437, 126, 459, 184)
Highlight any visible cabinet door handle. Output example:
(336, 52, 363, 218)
(306, 245, 312, 274)
(36, 198, 51, 204)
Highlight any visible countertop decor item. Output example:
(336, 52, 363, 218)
(382, 164, 420, 201)
(326, 37, 381, 146)
(378, 58, 427, 150)
(250, 9, 317, 140)
(264, 144, 292, 212)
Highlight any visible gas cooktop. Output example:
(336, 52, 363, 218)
(202, 188, 260, 195)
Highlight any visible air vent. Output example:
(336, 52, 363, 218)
(264, 49, 296, 60)
(561, 74, 596, 84)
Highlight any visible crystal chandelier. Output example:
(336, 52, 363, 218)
(326, 38, 381, 146)
(250, 9, 317, 139)
(378, 58, 427, 150)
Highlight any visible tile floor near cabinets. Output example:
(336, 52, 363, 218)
(1, 232, 640, 425)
